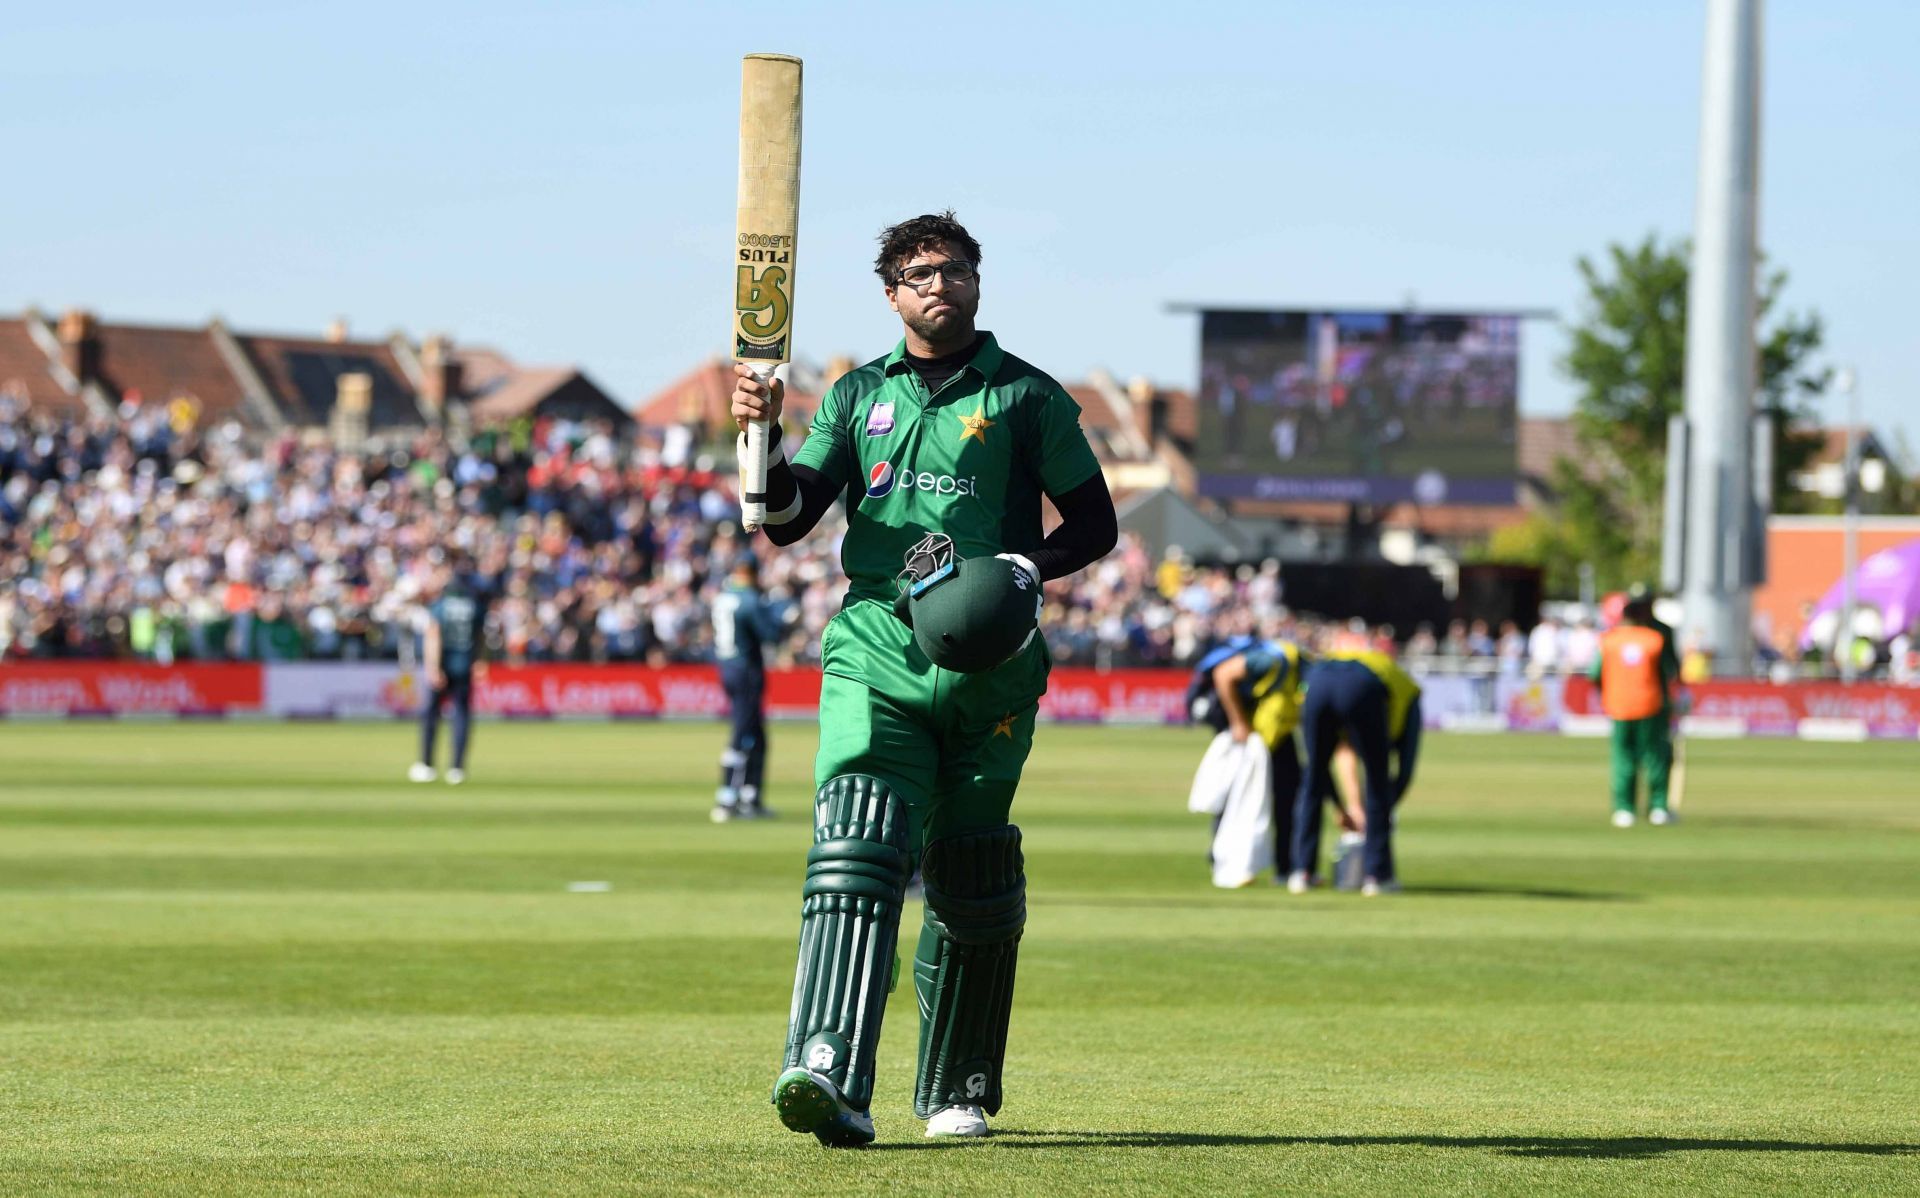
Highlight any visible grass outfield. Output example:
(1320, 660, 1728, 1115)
(0, 722, 1915, 1196)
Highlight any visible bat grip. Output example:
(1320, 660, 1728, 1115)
(739, 363, 776, 532)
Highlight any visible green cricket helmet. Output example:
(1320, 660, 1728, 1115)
(892, 533, 1042, 674)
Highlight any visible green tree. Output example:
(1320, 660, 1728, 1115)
(1537, 235, 1827, 592)
(1480, 463, 1635, 598)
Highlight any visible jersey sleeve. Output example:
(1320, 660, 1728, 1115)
(791, 377, 855, 488)
(1240, 647, 1278, 683)
(1030, 382, 1102, 496)
(753, 596, 785, 642)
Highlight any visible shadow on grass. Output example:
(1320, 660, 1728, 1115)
(872, 1129, 1918, 1157)
(1036, 883, 1636, 910)
(1033, 895, 1299, 912)
(1401, 883, 1638, 902)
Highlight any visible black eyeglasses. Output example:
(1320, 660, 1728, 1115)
(892, 260, 977, 289)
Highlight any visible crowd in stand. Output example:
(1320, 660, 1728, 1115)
(4, 400, 1915, 682)
(0, 398, 849, 666)
(0, 401, 1319, 670)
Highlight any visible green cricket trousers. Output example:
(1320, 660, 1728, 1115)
(814, 598, 1050, 853)
(1610, 714, 1672, 815)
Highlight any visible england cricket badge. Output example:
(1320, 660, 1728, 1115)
(865, 401, 894, 437)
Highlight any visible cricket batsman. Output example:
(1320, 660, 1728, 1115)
(729, 212, 1118, 1145)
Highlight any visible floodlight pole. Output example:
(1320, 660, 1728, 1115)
(1679, 0, 1763, 677)
(1838, 368, 1859, 683)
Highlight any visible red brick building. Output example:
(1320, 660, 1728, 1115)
(0, 308, 628, 434)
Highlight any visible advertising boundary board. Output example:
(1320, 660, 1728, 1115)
(2, 663, 1917, 738)
(0, 662, 263, 715)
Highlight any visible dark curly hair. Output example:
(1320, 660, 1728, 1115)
(873, 211, 982, 283)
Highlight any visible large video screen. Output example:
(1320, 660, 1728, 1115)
(1196, 309, 1519, 505)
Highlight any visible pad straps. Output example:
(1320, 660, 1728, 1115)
(912, 825, 1026, 1117)
(780, 775, 912, 1112)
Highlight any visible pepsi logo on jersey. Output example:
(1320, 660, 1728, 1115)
(865, 460, 976, 500)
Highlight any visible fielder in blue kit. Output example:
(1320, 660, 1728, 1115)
(712, 552, 786, 822)
(1288, 650, 1423, 895)
(1187, 635, 1308, 870)
(411, 555, 490, 786)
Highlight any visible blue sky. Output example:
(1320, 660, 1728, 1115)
(3, 2, 1914, 444)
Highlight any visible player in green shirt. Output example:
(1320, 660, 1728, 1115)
(730, 212, 1118, 1146)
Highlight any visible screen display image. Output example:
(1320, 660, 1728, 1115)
(1196, 309, 1519, 505)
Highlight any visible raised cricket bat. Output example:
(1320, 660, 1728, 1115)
(733, 52, 802, 532)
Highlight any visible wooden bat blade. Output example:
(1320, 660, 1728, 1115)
(735, 53, 801, 365)
(734, 53, 801, 532)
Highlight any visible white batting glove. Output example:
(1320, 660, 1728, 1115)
(994, 552, 1040, 588)
(995, 553, 1043, 657)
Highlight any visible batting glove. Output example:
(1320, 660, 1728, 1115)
(994, 552, 1040, 588)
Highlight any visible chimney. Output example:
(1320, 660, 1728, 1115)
(326, 318, 350, 344)
(331, 372, 372, 450)
(1126, 375, 1166, 445)
(419, 334, 460, 421)
(58, 309, 101, 386)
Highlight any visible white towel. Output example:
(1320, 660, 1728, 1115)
(1208, 739, 1273, 888)
(1187, 730, 1240, 815)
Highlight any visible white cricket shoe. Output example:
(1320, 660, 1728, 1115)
(1360, 877, 1402, 897)
(925, 1103, 989, 1138)
(1285, 871, 1312, 895)
(408, 763, 436, 783)
(1649, 808, 1675, 826)
(445, 768, 466, 786)
(1611, 810, 1636, 828)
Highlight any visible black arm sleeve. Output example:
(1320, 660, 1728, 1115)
(758, 457, 843, 547)
(1028, 471, 1119, 582)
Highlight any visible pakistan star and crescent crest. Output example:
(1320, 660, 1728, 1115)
(958, 408, 993, 445)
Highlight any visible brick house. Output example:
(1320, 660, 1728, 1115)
(0, 308, 628, 436)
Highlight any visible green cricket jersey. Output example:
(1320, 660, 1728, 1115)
(791, 332, 1102, 605)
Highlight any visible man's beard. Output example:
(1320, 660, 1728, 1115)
(905, 308, 973, 349)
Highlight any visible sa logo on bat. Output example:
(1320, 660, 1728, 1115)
(736, 261, 792, 358)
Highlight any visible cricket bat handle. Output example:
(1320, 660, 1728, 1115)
(739, 363, 776, 532)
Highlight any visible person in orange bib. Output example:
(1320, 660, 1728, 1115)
(1589, 593, 1679, 827)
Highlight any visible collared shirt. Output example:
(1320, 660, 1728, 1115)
(791, 331, 1101, 605)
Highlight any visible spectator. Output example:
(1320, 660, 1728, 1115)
(1564, 617, 1600, 675)
(1466, 619, 1496, 658)
(1527, 616, 1562, 677)
(1890, 623, 1917, 686)
(1495, 620, 1526, 677)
